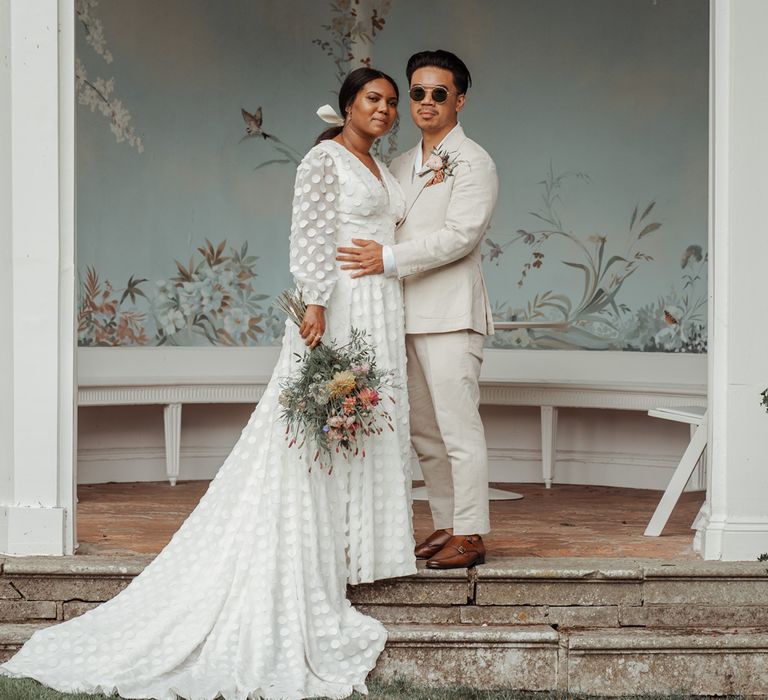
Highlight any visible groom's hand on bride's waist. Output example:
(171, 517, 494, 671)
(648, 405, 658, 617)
(337, 239, 384, 278)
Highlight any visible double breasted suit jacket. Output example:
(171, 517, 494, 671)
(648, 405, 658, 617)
(389, 125, 499, 336)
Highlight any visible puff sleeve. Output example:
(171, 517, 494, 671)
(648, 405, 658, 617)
(289, 147, 341, 307)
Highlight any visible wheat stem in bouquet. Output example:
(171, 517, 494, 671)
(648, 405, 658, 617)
(275, 289, 313, 338)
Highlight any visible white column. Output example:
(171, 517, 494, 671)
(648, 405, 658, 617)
(0, 0, 76, 555)
(59, 0, 77, 556)
(701, 0, 768, 560)
(0, 0, 13, 508)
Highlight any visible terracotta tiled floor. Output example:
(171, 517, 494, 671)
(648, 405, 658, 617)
(76, 480, 704, 560)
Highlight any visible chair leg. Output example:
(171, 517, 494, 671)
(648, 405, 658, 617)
(691, 500, 708, 530)
(690, 422, 707, 490)
(541, 406, 558, 489)
(163, 402, 182, 486)
(644, 416, 708, 537)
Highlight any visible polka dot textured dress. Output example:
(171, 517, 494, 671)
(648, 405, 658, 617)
(0, 140, 415, 700)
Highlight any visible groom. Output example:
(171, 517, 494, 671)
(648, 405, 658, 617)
(337, 50, 498, 569)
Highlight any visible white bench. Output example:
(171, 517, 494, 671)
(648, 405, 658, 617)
(77, 347, 707, 487)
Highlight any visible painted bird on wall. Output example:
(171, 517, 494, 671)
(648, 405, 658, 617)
(239, 106, 301, 167)
(240, 107, 272, 140)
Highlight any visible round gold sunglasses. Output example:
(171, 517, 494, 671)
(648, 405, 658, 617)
(408, 84, 456, 104)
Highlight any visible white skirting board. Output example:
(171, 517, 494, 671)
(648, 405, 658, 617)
(76, 443, 704, 492)
(77, 398, 705, 492)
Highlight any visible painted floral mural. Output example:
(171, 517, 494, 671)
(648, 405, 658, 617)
(312, 0, 398, 162)
(154, 241, 273, 346)
(76, 0, 709, 351)
(78, 241, 286, 346)
(485, 166, 708, 352)
(75, 0, 143, 152)
(77, 267, 148, 346)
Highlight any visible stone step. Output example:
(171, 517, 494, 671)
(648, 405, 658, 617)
(4, 556, 768, 633)
(0, 555, 147, 609)
(566, 628, 768, 696)
(474, 558, 644, 607)
(4, 556, 768, 603)
(0, 619, 562, 689)
(473, 557, 768, 607)
(348, 563, 472, 606)
(376, 624, 768, 694)
(3, 621, 768, 696)
(0, 622, 54, 663)
(1, 555, 152, 577)
(374, 623, 560, 690)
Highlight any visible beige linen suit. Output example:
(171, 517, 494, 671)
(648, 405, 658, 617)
(390, 125, 499, 535)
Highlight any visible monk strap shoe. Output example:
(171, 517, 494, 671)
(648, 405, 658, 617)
(414, 528, 452, 559)
(426, 534, 486, 569)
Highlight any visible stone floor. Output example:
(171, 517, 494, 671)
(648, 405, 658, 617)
(75, 481, 704, 559)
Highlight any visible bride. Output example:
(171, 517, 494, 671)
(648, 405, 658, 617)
(0, 67, 415, 700)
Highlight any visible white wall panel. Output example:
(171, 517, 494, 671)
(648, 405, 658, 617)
(77, 404, 696, 493)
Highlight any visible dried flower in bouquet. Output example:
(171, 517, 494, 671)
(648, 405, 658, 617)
(276, 290, 395, 471)
(274, 290, 308, 332)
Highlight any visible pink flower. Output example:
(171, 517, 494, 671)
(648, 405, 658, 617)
(342, 396, 357, 414)
(358, 387, 380, 407)
(425, 153, 444, 171)
(351, 361, 371, 376)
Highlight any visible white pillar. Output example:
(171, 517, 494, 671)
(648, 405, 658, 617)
(0, 0, 13, 507)
(0, 0, 76, 555)
(701, 0, 768, 560)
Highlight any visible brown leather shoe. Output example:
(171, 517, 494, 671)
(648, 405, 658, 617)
(426, 534, 486, 569)
(414, 529, 452, 560)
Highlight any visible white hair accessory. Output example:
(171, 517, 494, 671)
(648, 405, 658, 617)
(317, 104, 345, 127)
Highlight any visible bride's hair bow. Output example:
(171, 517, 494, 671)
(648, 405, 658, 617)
(317, 104, 345, 127)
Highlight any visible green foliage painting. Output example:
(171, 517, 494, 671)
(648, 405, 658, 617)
(485, 165, 707, 352)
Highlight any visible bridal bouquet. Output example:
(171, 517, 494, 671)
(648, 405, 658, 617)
(276, 290, 395, 471)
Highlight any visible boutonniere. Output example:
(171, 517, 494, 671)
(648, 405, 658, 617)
(420, 147, 465, 187)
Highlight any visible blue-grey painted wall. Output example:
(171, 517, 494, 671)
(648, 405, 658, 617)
(76, 0, 708, 351)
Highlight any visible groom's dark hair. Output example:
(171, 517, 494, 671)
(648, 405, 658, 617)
(406, 50, 472, 95)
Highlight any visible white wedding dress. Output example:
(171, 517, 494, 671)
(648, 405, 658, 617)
(0, 140, 415, 700)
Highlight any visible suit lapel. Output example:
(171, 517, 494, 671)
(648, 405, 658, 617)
(438, 123, 468, 156)
(393, 146, 423, 229)
(399, 176, 429, 229)
(395, 125, 469, 229)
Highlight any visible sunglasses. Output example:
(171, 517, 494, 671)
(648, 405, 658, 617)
(408, 85, 455, 104)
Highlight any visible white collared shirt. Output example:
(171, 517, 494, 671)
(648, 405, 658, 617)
(382, 122, 463, 276)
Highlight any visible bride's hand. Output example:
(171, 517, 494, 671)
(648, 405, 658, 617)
(299, 305, 326, 348)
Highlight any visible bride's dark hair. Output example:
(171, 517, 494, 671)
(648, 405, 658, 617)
(315, 67, 399, 144)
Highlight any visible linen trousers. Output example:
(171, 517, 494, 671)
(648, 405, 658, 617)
(406, 330, 490, 535)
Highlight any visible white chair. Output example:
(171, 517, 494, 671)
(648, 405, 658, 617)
(644, 406, 707, 537)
